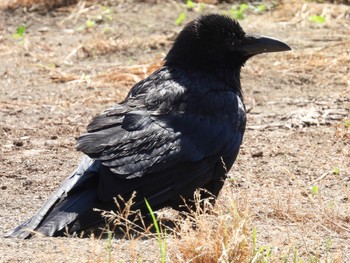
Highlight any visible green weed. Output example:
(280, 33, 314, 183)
(175, 0, 206, 26)
(186, 0, 195, 10)
(230, 2, 270, 20)
(332, 167, 340, 175)
(144, 198, 166, 263)
(106, 228, 114, 263)
(252, 226, 257, 255)
(251, 228, 273, 262)
(198, 3, 206, 12)
(230, 3, 249, 20)
(12, 25, 26, 39)
(77, 6, 113, 32)
(310, 185, 319, 195)
(309, 15, 326, 24)
(228, 2, 277, 20)
(175, 12, 186, 26)
(255, 3, 268, 13)
(86, 19, 96, 28)
(293, 249, 299, 263)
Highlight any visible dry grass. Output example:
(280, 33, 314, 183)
(92, 59, 164, 85)
(78, 184, 349, 262)
(46, 57, 164, 91)
(336, 120, 350, 141)
(80, 34, 173, 58)
(167, 192, 250, 263)
(93, 190, 251, 263)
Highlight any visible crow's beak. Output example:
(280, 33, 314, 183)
(241, 35, 292, 56)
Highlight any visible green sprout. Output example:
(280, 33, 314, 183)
(145, 198, 166, 263)
(293, 249, 299, 263)
(310, 185, 319, 195)
(252, 226, 257, 254)
(230, 3, 249, 20)
(86, 19, 96, 28)
(255, 3, 267, 13)
(344, 120, 350, 128)
(198, 3, 206, 12)
(12, 25, 26, 39)
(176, 12, 187, 26)
(186, 0, 195, 10)
(105, 228, 113, 262)
(332, 167, 340, 175)
(308, 15, 326, 24)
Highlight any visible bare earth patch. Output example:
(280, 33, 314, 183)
(0, 0, 349, 262)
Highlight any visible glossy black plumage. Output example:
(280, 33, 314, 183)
(6, 14, 291, 239)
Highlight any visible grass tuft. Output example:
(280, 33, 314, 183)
(168, 190, 250, 262)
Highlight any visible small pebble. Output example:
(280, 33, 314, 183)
(13, 140, 23, 147)
(251, 151, 263, 158)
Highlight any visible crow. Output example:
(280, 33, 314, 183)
(6, 14, 291, 239)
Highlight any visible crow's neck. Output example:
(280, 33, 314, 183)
(215, 67, 242, 92)
(223, 68, 243, 101)
(171, 62, 244, 100)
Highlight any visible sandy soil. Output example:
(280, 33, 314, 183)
(0, 1, 349, 262)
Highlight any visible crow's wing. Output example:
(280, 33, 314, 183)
(77, 68, 245, 180)
(78, 111, 239, 175)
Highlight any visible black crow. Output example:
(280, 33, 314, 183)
(6, 14, 291, 238)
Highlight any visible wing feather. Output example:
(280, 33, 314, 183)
(77, 67, 245, 180)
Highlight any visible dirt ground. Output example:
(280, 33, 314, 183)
(0, 0, 349, 262)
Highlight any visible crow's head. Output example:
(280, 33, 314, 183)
(165, 14, 291, 71)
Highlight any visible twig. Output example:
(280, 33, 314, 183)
(64, 44, 83, 64)
(311, 172, 329, 183)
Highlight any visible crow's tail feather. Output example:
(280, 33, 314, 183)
(4, 156, 103, 239)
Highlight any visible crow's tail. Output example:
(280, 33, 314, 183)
(5, 156, 104, 239)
